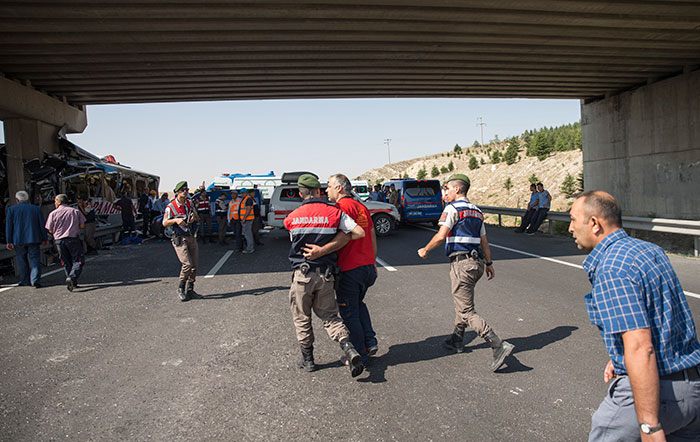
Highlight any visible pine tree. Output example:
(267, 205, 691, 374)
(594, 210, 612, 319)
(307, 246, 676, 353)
(468, 156, 479, 170)
(416, 167, 427, 179)
(528, 173, 540, 185)
(560, 173, 577, 198)
(492, 150, 501, 163)
(431, 166, 440, 177)
(504, 139, 518, 165)
(447, 160, 454, 172)
(503, 177, 512, 191)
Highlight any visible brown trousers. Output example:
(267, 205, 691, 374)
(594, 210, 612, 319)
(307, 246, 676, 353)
(198, 211, 213, 238)
(289, 268, 350, 347)
(83, 222, 97, 250)
(449, 256, 492, 338)
(172, 235, 198, 282)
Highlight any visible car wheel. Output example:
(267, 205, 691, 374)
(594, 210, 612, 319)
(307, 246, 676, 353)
(373, 213, 394, 237)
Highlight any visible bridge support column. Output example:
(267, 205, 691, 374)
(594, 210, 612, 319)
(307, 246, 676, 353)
(0, 76, 87, 206)
(581, 69, 700, 219)
(3, 119, 60, 203)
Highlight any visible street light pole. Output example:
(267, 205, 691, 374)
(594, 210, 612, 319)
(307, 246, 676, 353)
(384, 138, 392, 164)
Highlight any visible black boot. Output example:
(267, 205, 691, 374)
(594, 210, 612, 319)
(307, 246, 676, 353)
(177, 280, 188, 302)
(340, 338, 364, 377)
(186, 281, 202, 299)
(485, 331, 515, 372)
(296, 345, 316, 372)
(443, 327, 465, 353)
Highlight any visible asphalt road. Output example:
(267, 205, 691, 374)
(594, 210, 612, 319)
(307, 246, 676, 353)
(1, 225, 699, 441)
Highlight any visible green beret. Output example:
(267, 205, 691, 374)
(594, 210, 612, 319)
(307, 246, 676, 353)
(173, 181, 188, 192)
(297, 173, 321, 189)
(446, 174, 470, 185)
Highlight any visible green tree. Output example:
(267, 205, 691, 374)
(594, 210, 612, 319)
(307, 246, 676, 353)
(528, 173, 540, 185)
(492, 150, 501, 163)
(416, 167, 427, 179)
(447, 160, 454, 172)
(431, 165, 440, 177)
(529, 132, 552, 160)
(468, 156, 479, 170)
(453, 144, 462, 154)
(472, 140, 480, 148)
(375, 178, 383, 186)
(440, 165, 449, 174)
(504, 139, 519, 165)
(503, 177, 512, 191)
(480, 157, 486, 165)
(560, 173, 577, 198)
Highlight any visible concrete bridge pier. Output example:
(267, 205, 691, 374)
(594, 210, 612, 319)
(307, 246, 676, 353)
(581, 68, 700, 220)
(0, 77, 87, 206)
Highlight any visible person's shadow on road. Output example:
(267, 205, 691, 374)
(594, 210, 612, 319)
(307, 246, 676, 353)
(360, 325, 578, 383)
(201, 285, 288, 300)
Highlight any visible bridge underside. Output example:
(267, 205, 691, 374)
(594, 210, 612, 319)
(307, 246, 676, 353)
(1, 1, 700, 105)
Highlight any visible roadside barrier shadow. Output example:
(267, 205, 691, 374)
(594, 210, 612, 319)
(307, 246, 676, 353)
(200, 285, 288, 300)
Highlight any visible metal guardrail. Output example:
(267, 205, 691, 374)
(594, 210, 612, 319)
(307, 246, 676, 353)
(480, 206, 700, 257)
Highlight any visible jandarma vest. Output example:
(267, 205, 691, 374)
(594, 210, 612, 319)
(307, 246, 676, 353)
(215, 198, 228, 216)
(284, 199, 343, 269)
(195, 194, 211, 212)
(444, 200, 484, 256)
(167, 199, 194, 236)
(238, 195, 255, 221)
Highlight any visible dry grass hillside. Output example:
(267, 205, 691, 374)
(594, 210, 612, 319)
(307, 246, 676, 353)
(358, 144, 582, 212)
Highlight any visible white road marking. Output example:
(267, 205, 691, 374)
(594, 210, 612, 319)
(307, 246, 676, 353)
(412, 224, 700, 300)
(0, 256, 97, 293)
(375, 257, 397, 272)
(204, 250, 233, 278)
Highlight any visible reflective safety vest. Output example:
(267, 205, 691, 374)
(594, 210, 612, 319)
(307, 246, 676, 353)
(284, 199, 343, 269)
(444, 200, 484, 256)
(238, 195, 255, 221)
(194, 193, 211, 212)
(228, 197, 241, 220)
(214, 198, 228, 217)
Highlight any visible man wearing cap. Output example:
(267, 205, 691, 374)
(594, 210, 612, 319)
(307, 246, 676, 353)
(284, 173, 366, 377)
(418, 173, 514, 372)
(227, 190, 243, 251)
(163, 181, 201, 301)
(238, 188, 255, 254)
(193, 184, 213, 244)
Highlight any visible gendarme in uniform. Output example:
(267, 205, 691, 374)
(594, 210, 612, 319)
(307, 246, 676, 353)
(418, 174, 515, 372)
(283, 173, 364, 377)
(162, 181, 201, 302)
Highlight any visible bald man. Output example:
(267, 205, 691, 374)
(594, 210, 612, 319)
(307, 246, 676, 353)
(569, 190, 700, 441)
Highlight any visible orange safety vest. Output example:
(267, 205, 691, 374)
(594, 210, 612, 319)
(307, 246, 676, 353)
(228, 197, 241, 220)
(238, 195, 255, 221)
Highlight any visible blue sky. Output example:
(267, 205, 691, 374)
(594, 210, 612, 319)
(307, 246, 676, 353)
(1, 98, 581, 193)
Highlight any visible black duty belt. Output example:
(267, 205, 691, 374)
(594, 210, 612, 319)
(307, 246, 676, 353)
(451, 249, 483, 262)
(296, 262, 335, 279)
(660, 366, 700, 381)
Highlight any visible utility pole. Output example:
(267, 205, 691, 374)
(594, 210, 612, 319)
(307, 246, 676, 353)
(384, 138, 392, 164)
(476, 117, 486, 147)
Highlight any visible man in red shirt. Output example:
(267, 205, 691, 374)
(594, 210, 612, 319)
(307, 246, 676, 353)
(325, 173, 379, 365)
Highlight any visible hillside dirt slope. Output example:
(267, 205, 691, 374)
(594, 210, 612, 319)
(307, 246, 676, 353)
(358, 146, 582, 212)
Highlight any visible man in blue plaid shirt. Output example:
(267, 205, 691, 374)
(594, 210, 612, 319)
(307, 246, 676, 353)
(569, 191, 700, 441)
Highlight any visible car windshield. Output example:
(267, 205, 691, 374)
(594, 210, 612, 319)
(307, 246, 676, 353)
(403, 181, 441, 197)
(280, 187, 328, 202)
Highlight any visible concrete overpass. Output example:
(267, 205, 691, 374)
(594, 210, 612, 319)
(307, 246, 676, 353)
(1, 1, 699, 217)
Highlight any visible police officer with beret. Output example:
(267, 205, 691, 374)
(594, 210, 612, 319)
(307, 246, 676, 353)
(284, 173, 366, 377)
(162, 181, 202, 302)
(418, 174, 514, 372)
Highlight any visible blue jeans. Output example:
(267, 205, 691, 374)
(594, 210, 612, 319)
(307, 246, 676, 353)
(56, 237, 84, 283)
(516, 208, 537, 231)
(15, 243, 41, 285)
(589, 373, 700, 441)
(336, 265, 378, 364)
(527, 208, 549, 233)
